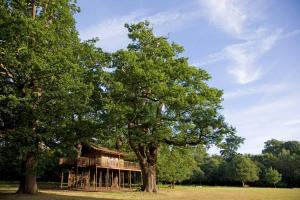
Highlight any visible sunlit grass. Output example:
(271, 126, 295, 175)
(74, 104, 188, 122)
(0, 183, 299, 200)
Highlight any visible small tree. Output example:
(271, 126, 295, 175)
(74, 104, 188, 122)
(219, 134, 244, 160)
(157, 145, 197, 188)
(201, 155, 225, 185)
(226, 155, 259, 186)
(265, 167, 282, 188)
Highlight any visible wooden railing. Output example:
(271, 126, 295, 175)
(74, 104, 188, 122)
(59, 157, 141, 171)
(124, 161, 140, 170)
(59, 157, 75, 165)
(77, 157, 90, 167)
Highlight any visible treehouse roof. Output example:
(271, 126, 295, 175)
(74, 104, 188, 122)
(85, 143, 125, 157)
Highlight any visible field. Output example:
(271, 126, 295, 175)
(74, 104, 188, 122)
(0, 183, 299, 200)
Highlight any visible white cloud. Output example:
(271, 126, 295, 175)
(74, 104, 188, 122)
(79, 11, 144, 52)
(196, 0, 282, 84)
(79, 9, 202, 52)
(200, 0, 247, 36)
(283, 120, 300, 126)
(80, 1, 300, 81)
(280, 29, 300, 39)
(193, 51, 226, 66)
(148, 10, 202, 32)
(197, 29, 281, 84)
(225, 31, 281, 84)
(223, 83, 288, 99)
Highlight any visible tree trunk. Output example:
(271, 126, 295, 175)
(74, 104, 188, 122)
(17, 152, 38, 194)
(141, 163, 157, 192)
(242, 181, 245, 187)
(129, 138, 158, 193)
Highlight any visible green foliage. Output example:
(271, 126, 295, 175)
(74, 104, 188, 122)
(263, 139, 285, 155)
(109, 21, 234, 147)
(157, 145, 198, 186)
(105, 21, 237, 192)
(265, 167, 281, 187)
(0, 0, 106, 189)
(201, 155, 225, 184)
(219, 133, 244, 160)
(226, 155, 259, 186)
(275, 149, 300, 187)
(255, 140, 300, 187)
(262, 139, 300, 156)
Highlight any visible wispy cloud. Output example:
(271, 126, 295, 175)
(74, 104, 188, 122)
(79, 11, 144, 52)
(200, 0, 247, 36)
(225, 30, 281, 84)
(283, 120, 300, 126)
(223, 83, 288, 99)
(80, 0, 300, 85)
(79, 8, 202, 52)
(196, 0, 283, 84)
(280, 29, 300, 39)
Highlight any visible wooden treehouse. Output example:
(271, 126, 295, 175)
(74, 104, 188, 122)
(59, 144, 142, 191)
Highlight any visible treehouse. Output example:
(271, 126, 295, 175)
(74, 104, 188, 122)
(59, 143, 142, 190)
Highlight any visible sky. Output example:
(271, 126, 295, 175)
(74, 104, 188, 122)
(74, 0, 300, 154)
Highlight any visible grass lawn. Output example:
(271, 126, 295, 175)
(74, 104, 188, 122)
(0, 183, 299, 200)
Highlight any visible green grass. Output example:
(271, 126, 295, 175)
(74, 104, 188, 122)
(0, 183, 299, 200)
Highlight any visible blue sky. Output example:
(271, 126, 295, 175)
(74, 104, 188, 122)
(75, 0, 300, 154)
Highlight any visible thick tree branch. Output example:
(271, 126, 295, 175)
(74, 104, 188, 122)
(164, 138, 203, 146)
(163, 130, 223, 146)
(0, 64, 14, 79)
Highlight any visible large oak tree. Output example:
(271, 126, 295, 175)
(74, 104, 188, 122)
(107, 21, 236, 192)
(0, 0, 105, 194)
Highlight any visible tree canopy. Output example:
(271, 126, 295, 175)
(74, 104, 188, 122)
(226, 155, 259, 186)
(105, 21, 236, 192)
(0, 1, 246, 194)
(157, 145, 198, 188)
(265, 167, 282, 187)
(263, 139, 300, 156)
(0, 0, 105, 193)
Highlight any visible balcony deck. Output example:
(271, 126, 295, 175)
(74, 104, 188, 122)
(59, 157, 141, 171)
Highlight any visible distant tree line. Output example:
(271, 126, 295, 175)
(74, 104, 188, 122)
(1, 136, 299, 189)
(157, 139, 300, 188)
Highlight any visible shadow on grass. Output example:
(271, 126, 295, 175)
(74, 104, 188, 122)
(0, 189, 119, 200)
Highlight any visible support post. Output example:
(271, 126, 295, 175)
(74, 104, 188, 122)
(93, 171, 96, 190)
(122, 172, 124, 189)
(129, 171, 131, 189)
(118, 169, 121, 189)
(95, 167, 97, 189)
(81, 171, 83, 188)
(87, 169, 90, 189)
(60, 170, 64, 189)
(99, 170, 102, 188)
(68, 170, 71, 188)
(75, 166, 78, 188)
(95, 156, 98, 189)
(106, 168, 109, 189)
(140, 171, 143, 187)
(118, 154, 121, 189)
(112, 170, 114, 189)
